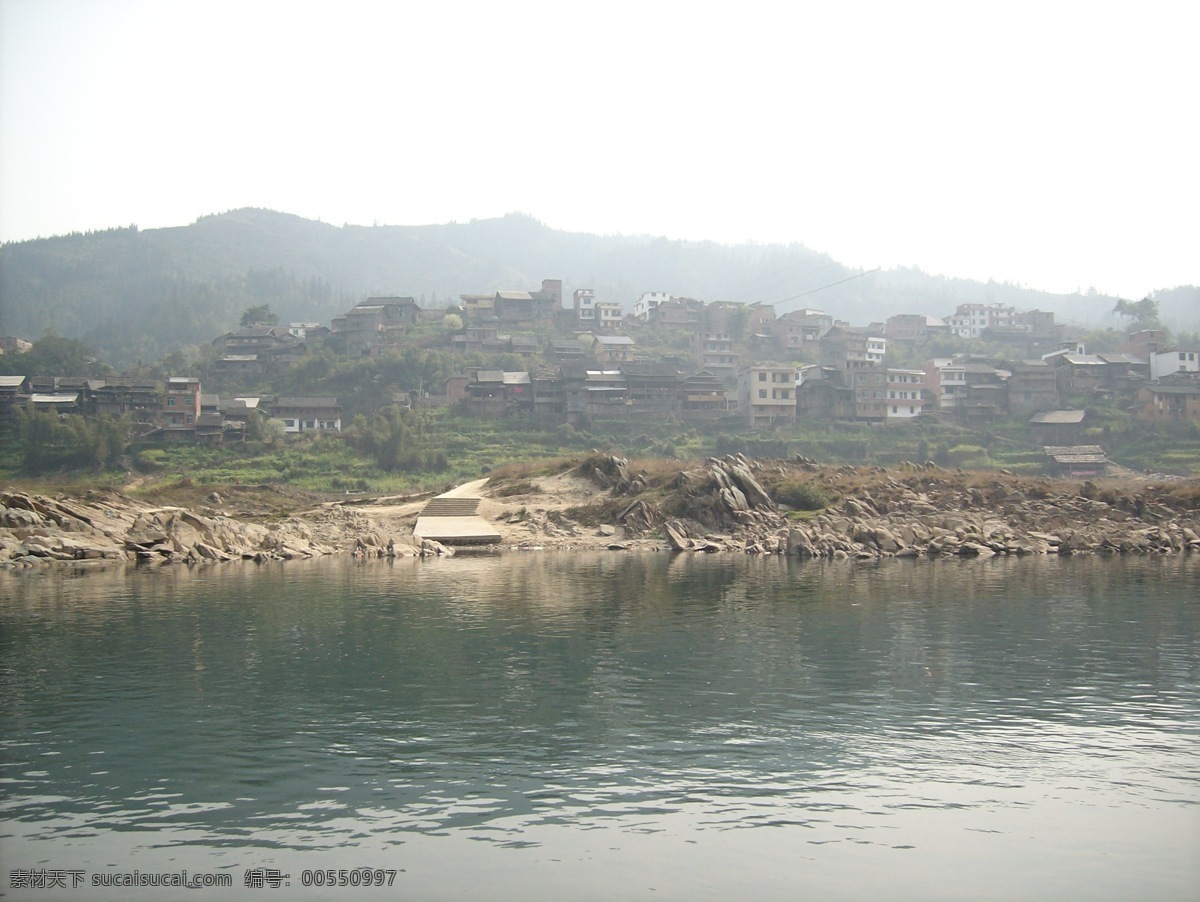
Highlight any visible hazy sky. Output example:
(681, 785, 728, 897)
(1, 0, 1196, 299)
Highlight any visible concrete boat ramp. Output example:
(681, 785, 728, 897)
(412, 478, 501, 546)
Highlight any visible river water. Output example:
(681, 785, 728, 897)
(1, 553, 1197, 900)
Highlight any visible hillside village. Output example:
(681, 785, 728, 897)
(2, 276, 1198, 478)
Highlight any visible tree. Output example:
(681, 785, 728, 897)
(1112, 297, 1161, 332)
(0, 331, 112, 378)
(14, 407, 130, 472)
(240, 304, 278, 328)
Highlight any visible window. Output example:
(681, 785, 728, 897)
(168, 397, 176, 407)
(758, 389, 767, 399)
(892, 406, 898, 414)
(758, 372, 766, 381)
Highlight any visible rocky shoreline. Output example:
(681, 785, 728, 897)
(2, 454, 1198, 571)
(496, 454, 1200, 559)
(656, 459, 1200, 558)
(0, 489, 452, 570)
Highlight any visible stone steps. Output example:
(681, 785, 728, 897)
(419, 497, 481, 517)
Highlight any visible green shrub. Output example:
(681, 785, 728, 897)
(135, 448, 168, 471)
(947, 444, 991, 468)
(773, 480, 831, 511)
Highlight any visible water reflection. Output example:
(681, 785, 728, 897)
(1, 554, 1197, 900)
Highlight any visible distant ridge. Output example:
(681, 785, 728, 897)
(1, 208, 1196, 369)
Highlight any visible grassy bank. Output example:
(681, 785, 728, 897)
(3, 411, 1196, 509)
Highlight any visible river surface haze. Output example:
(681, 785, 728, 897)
(2, 554, 1198, 900)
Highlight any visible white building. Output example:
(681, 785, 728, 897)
(867, 335, 887, 365)
(1150, 348, 1200, 382)
(946, 303, 1018, 339)
(633, 291, 672, 322)
(885, 368, 926, 421)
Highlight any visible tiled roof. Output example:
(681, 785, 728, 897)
(1030, 410, 1087, 425)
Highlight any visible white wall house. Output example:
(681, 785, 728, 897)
(272, 397, 342, 434)
(1150, 348, 1200, 382)
(885, 368, 926, 421)
(947, 303, 1018, 339)
(867, 336, 887, 366)
(633, 291, 672, 322)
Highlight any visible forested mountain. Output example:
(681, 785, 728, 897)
(1, 208, 1196, 369)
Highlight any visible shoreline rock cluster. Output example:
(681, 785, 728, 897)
(0, 490, 449, 570)
(633, 455, 1200, 559)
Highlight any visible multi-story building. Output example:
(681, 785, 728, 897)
(635, 293, 704, 330)
(162, 376, 201, 427)
(547, 339, 586, 364)
(1120, 329, 1168, 360)
(594, 301, 624, 332)
(331, 297, 420, 352)
(884, 368, 926, 422)
(746, 303, 776, 337)
(821, 325, 873, 371)
(1013, 309, 1057, 338)
(573, 288, 596, 326)
(866, 335, 887, 366)
(946, 303, 1018, 339)
(1136, 380, 1200, 422)
(632, 291, 672, 322)
(774, 308, 833, 355)
(458, 293, 494, 321)
(739, 364, 797, 427)
(853, 367, 886, 422)
(478, 279, 563, 326)
(884, 313, 947, 344)
(702, 301, 748, 336)
(631, 291, 666, 322)
(592, 335, 635, 364)
(924, 358, 967, 410)
(1150, 348, 1200, 382)
(1007, 359, 1059, 416)
(677, 370, 730, 414)
(795, 365, 856, 421)
(90, 379, 160, 423)
(848, 363, 917, 423)
(694, 333, 738, 381)
(621, 361, 682, 413)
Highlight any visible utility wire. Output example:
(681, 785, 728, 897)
(775, 267, 881, 309)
